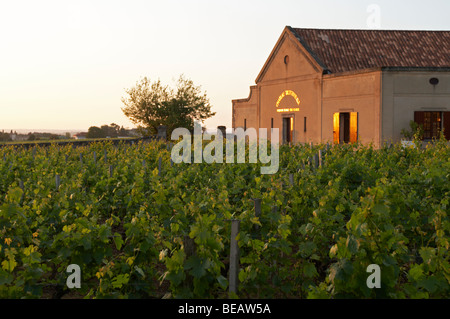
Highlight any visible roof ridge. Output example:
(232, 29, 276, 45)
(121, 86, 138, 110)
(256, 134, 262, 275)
(291, 27, 450, 32)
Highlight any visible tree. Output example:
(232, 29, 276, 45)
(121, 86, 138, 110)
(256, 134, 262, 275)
(121, 75, 215, 136)
(119, 126, 129, 137)
(100, 124, 119, 138)
(87, 124, 123, 138)
(109, 123, 120, 137)
(0, 132, 12, 141)
(87, 126, 105, 138)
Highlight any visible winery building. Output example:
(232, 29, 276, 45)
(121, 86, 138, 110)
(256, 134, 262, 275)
(232, 26, 450, 147)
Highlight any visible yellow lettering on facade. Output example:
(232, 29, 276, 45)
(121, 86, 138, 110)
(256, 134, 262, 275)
(277, 108, 300, 113)
(275, 90, 301, 110)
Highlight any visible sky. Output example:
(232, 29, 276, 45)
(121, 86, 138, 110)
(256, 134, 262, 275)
(1, 0, 449, 133)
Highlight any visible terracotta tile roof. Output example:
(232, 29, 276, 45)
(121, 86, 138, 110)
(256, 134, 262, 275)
(290, 27, 450, 73)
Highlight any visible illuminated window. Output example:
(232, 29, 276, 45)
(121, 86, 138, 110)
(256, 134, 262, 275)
(333, 113, 339, 144)
(333, 112, 358, 144)
(350, 112, 358, 143)
(415, 111, 442, 140)
(282, 116, 294, 144)
(291, 117, 294, 138)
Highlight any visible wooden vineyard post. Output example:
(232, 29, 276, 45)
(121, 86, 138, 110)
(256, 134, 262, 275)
(55, 174, 60, 190)
(318, 150, 323, 167)
(158, 157, 162, 176)
(313, 153, 319, 169)
(229, 219, 240, 296)
(272, 205, 278, 214)
(271, 205, 278, 225)
(79, 153, 83, 165)
(253, 198, 262, 232)
(184, 235, 196, 257)
(109, 165, 113, 178)
(19, 180, 24, 202)
(93, 151, 97, 164)
(183, 235, 196, 291)
(157, 125, 167, 140)
(104, 149, 108, 164)
(289, 173, 294, 186)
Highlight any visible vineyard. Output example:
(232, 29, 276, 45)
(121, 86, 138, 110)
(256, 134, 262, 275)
(0, 138, 449, 299)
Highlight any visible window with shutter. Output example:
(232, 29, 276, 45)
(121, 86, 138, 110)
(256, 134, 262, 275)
(350, 112, 358, 143)
(332, 112, 358, 144)
(333, 113, 339, 144)
(414, 111, 425, 128)
(415, 111, 443, 140)
(443, 112, 450, 140)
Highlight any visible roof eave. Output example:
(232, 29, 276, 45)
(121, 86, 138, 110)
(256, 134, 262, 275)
(254, 26, 327, 84)
(287, 26, 330, 73)
(381, 66, 450, 72)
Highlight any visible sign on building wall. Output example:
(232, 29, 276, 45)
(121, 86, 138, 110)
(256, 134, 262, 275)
(276, 90, 300, 112)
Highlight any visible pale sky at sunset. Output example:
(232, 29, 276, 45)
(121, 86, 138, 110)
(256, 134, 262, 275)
(1, 0, 449, 133)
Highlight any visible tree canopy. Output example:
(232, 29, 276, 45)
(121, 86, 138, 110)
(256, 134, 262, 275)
(121, 75, 215, 136)
(86, 123, 128, 138)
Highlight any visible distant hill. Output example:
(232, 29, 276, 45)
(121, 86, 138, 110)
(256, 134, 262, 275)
(2, 129, 85, 135)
